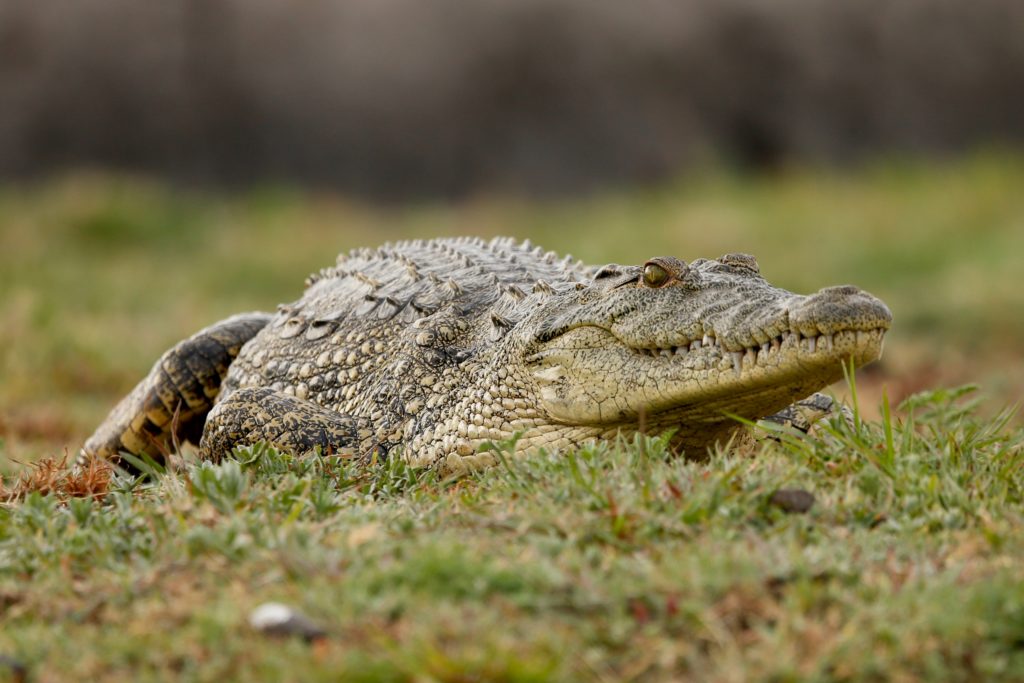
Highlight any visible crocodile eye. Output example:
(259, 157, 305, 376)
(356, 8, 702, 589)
(642, 262, 670, 288)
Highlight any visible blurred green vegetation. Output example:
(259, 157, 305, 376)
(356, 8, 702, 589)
(1, 153, 1023, 462)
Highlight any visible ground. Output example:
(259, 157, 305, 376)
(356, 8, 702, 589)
(0, 154, 1022, 681)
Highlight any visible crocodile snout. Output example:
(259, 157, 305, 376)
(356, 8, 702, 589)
(789, 285, 892, 336)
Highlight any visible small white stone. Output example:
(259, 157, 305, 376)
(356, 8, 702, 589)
(249, 603, 293, 630)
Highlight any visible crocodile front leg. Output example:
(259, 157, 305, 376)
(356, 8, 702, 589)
(81, 312, 272, 463)
(760, 392, 851, 434)
(199, 387, 380, 461)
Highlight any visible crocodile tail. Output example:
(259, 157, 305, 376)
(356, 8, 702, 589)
(80, 312, 272, 465)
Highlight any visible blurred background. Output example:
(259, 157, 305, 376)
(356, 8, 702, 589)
(3, 0, 1024, 197)
(1, 0, 1022, 463)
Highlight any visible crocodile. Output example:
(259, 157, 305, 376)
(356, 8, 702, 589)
(82, 237, 892, 474)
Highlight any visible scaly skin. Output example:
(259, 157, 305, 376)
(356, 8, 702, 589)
(83, 237, 891, 474)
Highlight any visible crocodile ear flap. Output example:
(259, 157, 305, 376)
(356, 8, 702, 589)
(596, 265, 642, 289)
(593, 264, 622, 279)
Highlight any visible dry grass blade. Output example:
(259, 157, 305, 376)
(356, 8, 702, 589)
(0, 451, 112, 502)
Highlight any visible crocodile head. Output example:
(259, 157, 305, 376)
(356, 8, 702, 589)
(520, 253, 891, 448)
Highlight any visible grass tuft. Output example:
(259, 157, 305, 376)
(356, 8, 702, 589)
(0, 452, 112, 503)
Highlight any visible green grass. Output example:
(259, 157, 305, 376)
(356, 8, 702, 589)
(1, 154, 1024, 680)
(1, 387, 1022, 681)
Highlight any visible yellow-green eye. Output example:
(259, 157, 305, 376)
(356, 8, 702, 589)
(642, 262, 670, 288)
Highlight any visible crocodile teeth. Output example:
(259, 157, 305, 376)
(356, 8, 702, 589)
(731, 351, 744, 375)
(631, 326, 857, 365)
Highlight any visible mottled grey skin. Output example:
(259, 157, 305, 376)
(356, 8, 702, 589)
(83, 237, 891, 474)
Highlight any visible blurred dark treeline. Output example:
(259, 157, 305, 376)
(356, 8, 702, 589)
(1, 0, 1022, 199)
